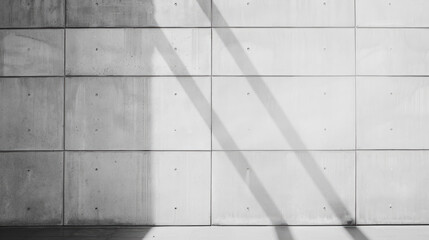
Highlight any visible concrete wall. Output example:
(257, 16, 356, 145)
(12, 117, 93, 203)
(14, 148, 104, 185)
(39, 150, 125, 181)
(1, 0, 429, 226)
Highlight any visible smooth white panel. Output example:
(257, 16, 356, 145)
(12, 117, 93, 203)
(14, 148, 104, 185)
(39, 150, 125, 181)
(213, 28, 355, 75)
(357, 0, 429, 27)
(357, 77, 429, 149)
(67, 0, 210, 27)
(357, 29, 429, 75)
(66, 29, 211, 76)
(65, 151, 211, 225)
(357, 151, 429, 224)
(212, 77, 355, 150)
(0, 78, 63, 150)
(213, 151, 355, 225)
(0, 30, 64, 76)
(213, 0, 354, 27)
(0, 152, 63, 225)
(65, 77, 210, 150)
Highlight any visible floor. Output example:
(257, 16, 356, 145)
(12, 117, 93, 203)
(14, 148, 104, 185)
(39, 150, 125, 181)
(0, 228, 152, 240)
(2, 226, 429, 240)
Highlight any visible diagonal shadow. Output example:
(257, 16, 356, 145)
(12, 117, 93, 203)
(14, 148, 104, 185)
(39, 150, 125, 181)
(150, 13, 293, 240)
(151, 2, 369, 240)
(199, 2, 369, 240)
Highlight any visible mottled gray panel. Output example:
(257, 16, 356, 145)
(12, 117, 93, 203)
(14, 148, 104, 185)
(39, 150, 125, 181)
(213, 0, 354, 27)
(213, 151, 355, 225)
(65, 77, 210, 150)
(357, 151, 429, 224)
(213, 28, 355, 75)
(357, 77, 429, 149)
(65, 151, 211, 225)
(0, 30, 64, 76)
(0, 0, 64, 28)
(0, 78, 63, 150)
(66, 29, 210, 76)
(67, 0, 210, 27)
(0, 152, 63, 225)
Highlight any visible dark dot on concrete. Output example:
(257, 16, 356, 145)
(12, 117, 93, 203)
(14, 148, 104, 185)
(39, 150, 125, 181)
(27, 169, 30, 172)
(95, 48, 98, 51)
(95, 207, 98, 210)
(95, 129, 98, 132)
(174, 207, 177, 210)
(247, 92, 250, 95)
(27, 48, 31, 51)
(324, 128, 327, 131)
(27, 207, 31, 211)
(174, 168, 178, 171)
(323, 2, 327, 5)
(247, 47, 250, 51)
(246, 207, 250, 210)
(174, 2, 177, 6)
(174, 93, 177, 95)
(27, 129, 31, 132)
(246, 2, 250, 5)
(96, 2, 99, 6)
(390, 92, 393, 95)
(27, 93, 31, 96)
(174, 47, 177, 51)
(95, 168, 98, 171)
(95, 93, 99, 96)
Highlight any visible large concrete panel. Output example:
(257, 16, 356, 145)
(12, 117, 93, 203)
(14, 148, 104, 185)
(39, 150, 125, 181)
(357, 0, 429, 27)
(0, 30, 64, 76)
(212, 77, 355, 150)
(213, 151, 355, 225)
(357, 77, 429, 149)
(65, 151, 210, 225)
(0, 152, 63, 225)
(0, 0, 64, 28)
(357, 151, 429, 224)
(357, 29, 429, 75)
(213, 0, 354, 27)
(65, 77, 210, 150)
(66, 29, 210, 76)
(67, 0, 210, 27)
(213, 28, 355, 75)
(0, 78, 63, 150)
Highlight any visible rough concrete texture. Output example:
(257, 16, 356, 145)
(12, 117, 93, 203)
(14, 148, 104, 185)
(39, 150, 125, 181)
(0, 152, 63, 225)
(0, 0, 64, 28)
(0, 77, 64, 150)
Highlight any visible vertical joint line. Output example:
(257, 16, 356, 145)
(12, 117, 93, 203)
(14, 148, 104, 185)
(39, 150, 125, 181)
(62, 0, 67, 226)
(209, 0, 213, 226)
(354, 0, 358, 226)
